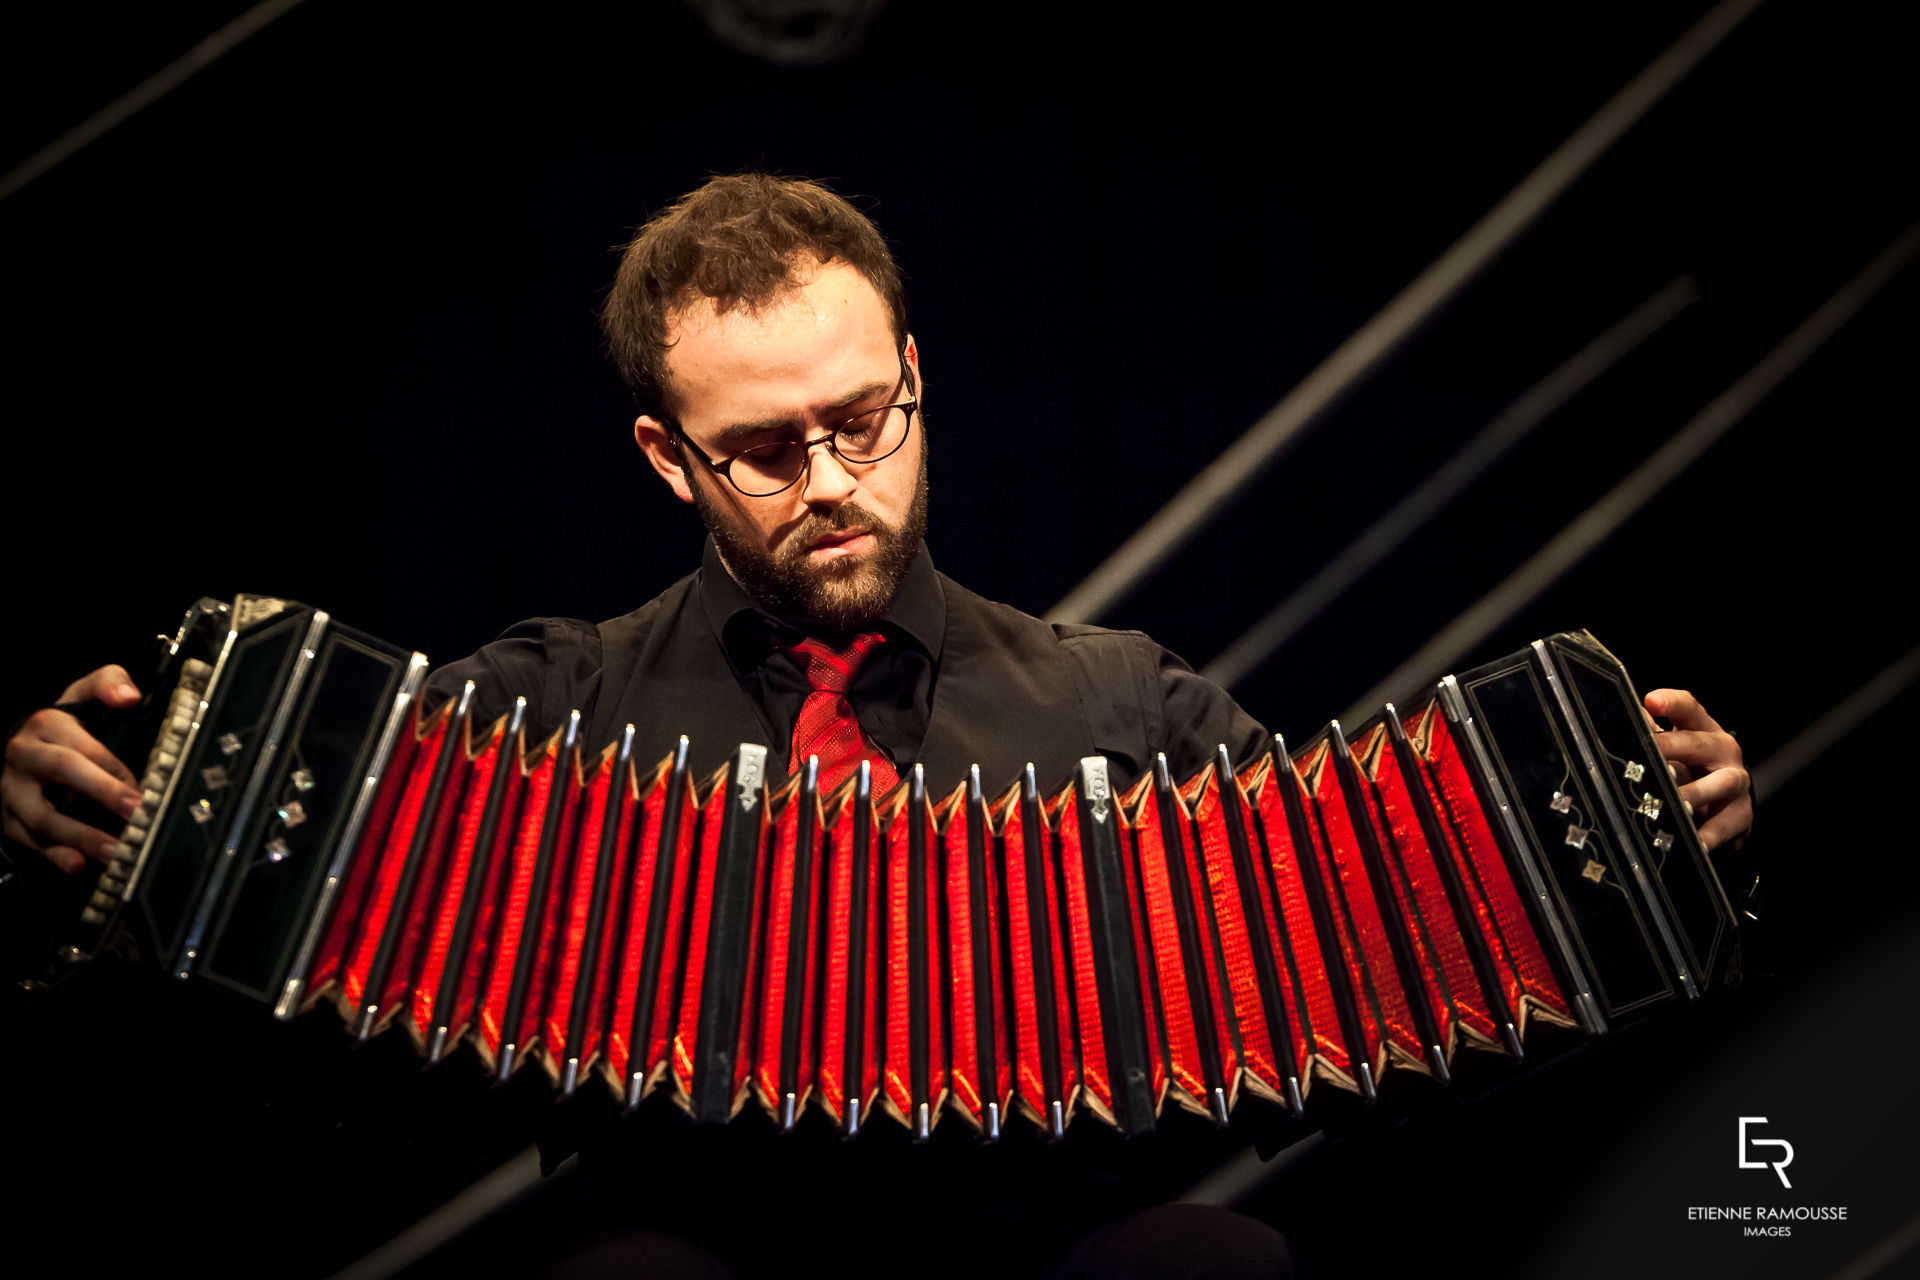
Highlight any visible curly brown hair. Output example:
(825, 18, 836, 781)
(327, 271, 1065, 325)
(602, 173, 908, 421)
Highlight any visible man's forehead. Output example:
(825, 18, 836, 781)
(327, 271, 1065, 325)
(661, 262, 895, 412)
(666, 259, 879, 341)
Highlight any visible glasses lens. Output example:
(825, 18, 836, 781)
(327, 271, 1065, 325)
(834, 405, 910, 462)
(731, 441, 808, 496)
(721, 405, 912, 496)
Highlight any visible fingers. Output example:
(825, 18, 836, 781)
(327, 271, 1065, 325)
(5, 673, 148, 878)
(44, 847, 90, 875)
(1654, 728, 1742, 773)
(1652, 702, 1744, 815)
(1643, 688, 1722, 734)
(58, 663, 142, 709)
(3, 706, 144, 876)
(1695, 799, 1753, 853)
(6, 713, 144, 816)
(14, 825, 90, 875)
(23, 804, 120, 864)
(0, 778, 121, 873)
(1656, 738, 1753, 851)
(1679, 765, 1749, 812)
(1641, 688, 1753, 852)
(68, 716, 140, 789)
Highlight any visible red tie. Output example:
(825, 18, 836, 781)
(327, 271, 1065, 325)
(784, 631, 899, 796)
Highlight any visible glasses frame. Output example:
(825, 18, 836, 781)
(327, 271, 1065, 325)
(666, 347, 919, 498)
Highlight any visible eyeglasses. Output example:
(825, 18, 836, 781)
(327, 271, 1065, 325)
(670, 349, 918, 498)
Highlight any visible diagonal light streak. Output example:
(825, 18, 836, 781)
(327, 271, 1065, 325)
(0, 0, 311, 205)
(1046, 0, 1767, 625)
(1752, 642, 1920, 802)
(1202, 277, 1701, 690)
(1338, 218, 1920, 729)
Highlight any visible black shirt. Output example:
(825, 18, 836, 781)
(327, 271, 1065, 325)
(426, 540, 1271, 797)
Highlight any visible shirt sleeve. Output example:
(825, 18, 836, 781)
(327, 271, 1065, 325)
(1154, 644, 1273, 782)
(423, 617, 606, 742)
(1053, 624, 1271, 788)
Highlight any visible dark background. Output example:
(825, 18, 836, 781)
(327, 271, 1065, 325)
(4, 2, 1916, 1277)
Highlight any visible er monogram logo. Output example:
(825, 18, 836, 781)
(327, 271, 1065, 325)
(1739, 1116, 1795, 1189)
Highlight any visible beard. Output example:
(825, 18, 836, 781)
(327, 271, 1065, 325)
(692, 440, 930, 630)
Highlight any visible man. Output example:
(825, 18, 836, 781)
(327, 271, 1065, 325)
(407, 173, 1278, 802)
(2, 174, 1753, 1275)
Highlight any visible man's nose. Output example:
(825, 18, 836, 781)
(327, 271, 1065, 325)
(799, 439, 858, 504)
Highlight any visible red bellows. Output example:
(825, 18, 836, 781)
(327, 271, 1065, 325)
(784, 632, 899, 795)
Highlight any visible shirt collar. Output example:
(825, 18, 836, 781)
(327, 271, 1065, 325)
(699, 536, 946, 667)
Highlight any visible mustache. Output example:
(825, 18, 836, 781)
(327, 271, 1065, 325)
(784, 502, 887, 553)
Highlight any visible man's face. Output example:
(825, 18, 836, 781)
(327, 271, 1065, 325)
(635, 262, 928, 629)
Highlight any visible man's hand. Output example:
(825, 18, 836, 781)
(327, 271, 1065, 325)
(2, 666, 146, 874)
(1644, 688, 1751, 854)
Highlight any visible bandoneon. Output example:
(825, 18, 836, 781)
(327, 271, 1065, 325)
(71, 595, 1740, 1142)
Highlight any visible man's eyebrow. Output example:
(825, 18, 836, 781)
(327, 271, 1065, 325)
(707, 378, 896, 446)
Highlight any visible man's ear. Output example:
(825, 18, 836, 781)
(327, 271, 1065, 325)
(635, 416, 695, 505)
(905, 333, 921, 394)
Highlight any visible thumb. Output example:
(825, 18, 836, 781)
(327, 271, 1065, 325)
(60, 664, 142, 707)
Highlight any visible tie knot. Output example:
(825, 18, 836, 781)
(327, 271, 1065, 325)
(786, 630, 886, 695)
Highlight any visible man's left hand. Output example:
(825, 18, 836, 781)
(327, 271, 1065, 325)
(1643, 688, 1751, 854)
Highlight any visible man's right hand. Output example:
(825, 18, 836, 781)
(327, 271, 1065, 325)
(3, 666, 146, 875)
